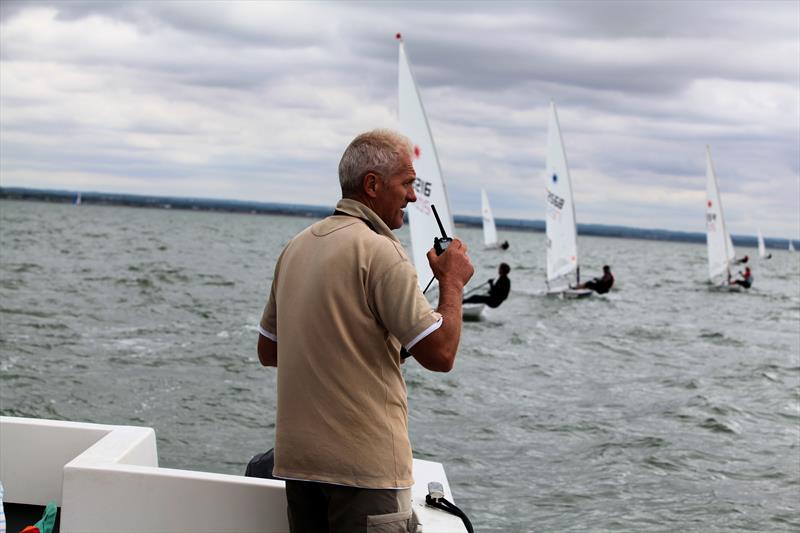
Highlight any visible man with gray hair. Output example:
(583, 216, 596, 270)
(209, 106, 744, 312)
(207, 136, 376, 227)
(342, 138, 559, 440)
(257, 129, 474, 531)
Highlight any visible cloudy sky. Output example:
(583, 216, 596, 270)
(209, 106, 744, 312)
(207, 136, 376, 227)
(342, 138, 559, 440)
(1, 1, 798, 238)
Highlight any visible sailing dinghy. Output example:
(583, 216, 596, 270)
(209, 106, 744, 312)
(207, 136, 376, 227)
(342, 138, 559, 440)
(397, 35, 484, 320)
(481, 188, 503, 249)
(544, 101, 592, 298)
(705, 146, 741, 291)
(757, 229, 771, 260)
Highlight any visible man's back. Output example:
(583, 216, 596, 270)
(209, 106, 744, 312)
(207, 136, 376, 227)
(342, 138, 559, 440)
(263, 201, 441, 489)
(256, 129, 475, 531)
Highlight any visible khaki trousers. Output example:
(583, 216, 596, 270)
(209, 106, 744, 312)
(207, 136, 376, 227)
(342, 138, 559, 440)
(285, 480, 420, 533)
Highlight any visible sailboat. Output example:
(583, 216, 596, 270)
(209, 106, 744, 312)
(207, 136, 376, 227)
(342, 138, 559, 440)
(705, 146, 740, 290)
(790, 241, 796, 252)
(757, 229, 772, 259)
(544, 101, 592, 298)
(397, 34, 485, 320)
(481, 188, 498, 248)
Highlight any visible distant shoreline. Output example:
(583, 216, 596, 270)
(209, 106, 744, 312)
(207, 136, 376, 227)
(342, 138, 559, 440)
(1, 186, 795, 250)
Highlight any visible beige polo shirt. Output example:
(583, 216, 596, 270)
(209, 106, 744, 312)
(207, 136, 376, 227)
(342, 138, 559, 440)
(259, 198, 442, 488)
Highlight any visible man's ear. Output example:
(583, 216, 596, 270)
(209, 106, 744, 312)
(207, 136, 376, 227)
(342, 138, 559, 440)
(362, 172, 380, 198)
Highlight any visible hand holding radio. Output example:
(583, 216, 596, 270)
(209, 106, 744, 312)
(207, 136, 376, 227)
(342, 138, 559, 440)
(434, 235, 452, 256)
(431, 205, 453, 256)
(426, 205, 474, 289)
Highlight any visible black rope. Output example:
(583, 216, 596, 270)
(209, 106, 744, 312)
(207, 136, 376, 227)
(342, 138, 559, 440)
(425, 494, 475, 533)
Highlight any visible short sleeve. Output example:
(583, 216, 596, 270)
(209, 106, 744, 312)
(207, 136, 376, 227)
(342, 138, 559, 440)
(371, 258, 441, 347)
(258, 261, 280, 341)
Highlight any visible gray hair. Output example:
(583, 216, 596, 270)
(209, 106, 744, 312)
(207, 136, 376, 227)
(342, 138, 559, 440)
(338, 129, 414, 196)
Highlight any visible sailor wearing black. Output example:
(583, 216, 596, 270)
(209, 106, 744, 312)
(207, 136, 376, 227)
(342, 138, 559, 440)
(463, 263, 511, 308)
(580, 265, 614, 294)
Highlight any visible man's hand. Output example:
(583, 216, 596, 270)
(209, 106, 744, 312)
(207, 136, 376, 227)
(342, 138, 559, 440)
(413, 239, 474, 372)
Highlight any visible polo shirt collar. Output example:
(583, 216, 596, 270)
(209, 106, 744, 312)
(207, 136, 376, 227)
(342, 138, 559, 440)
(335, 198, 399, 243)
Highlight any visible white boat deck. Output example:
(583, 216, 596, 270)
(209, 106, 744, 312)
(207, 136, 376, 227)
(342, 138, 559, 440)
(0, 416, 467, 532)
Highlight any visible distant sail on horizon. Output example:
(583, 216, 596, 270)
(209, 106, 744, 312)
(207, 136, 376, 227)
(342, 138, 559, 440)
(481, 188, 499, 248)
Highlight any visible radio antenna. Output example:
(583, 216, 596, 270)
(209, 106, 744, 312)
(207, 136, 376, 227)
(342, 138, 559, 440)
(431, 204, 448, 238)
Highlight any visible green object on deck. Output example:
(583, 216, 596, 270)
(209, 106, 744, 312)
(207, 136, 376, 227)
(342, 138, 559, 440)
(34, 500, 58, 533)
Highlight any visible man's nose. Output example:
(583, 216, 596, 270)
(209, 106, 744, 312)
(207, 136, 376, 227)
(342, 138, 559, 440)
(408, 187, 417, 202)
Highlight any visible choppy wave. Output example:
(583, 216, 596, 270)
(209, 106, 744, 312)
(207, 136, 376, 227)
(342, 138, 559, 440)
(1, 200, 798, 532)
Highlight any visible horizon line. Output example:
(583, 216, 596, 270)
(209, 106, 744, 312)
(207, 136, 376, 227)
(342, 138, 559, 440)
(1, 186, 797, 249)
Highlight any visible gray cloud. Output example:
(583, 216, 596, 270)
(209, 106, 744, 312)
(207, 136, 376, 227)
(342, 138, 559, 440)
(1, 0, 798, 238)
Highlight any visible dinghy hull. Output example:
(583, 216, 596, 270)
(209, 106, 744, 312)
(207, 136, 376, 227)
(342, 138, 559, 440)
(462, 303, 485, 321)
(546, 288, 594, 299)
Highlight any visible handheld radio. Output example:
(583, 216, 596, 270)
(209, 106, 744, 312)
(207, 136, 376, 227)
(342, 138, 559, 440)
(431, 205, 452, 256)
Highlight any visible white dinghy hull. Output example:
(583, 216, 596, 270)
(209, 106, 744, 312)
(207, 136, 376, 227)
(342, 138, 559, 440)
(546, 288, 594, 299)
(709, 280, 743, 292)
(462, 303, 486, 321)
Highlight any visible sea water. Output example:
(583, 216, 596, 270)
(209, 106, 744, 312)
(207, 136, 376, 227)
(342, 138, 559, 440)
(1, 200, 798, 532)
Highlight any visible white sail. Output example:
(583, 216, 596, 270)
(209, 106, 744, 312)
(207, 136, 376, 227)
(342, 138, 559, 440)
(790, 241, 795, 252)
(481, 188, 498, 248)
(545, 101, 580, 289)
(398, 37, 454, 291)
(757, 229, 767, 259)
(705, 146, 736, 281)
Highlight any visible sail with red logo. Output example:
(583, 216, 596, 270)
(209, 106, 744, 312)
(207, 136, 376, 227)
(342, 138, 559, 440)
(397, 35, 484, 319)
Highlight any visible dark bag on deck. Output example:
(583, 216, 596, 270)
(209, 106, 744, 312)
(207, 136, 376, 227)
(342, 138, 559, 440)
(245, 448, 277, 479)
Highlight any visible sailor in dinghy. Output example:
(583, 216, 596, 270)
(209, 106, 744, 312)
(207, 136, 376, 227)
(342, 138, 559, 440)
(575, 265, 614, 294)
(463, 263, 511, 308)
(757, 230, 772, 260)
(733, 266, 753, 289)
(481, 188, 509, 251)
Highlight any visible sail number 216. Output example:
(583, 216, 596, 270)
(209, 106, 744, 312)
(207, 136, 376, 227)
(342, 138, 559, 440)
(414, 178, 432, 197)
